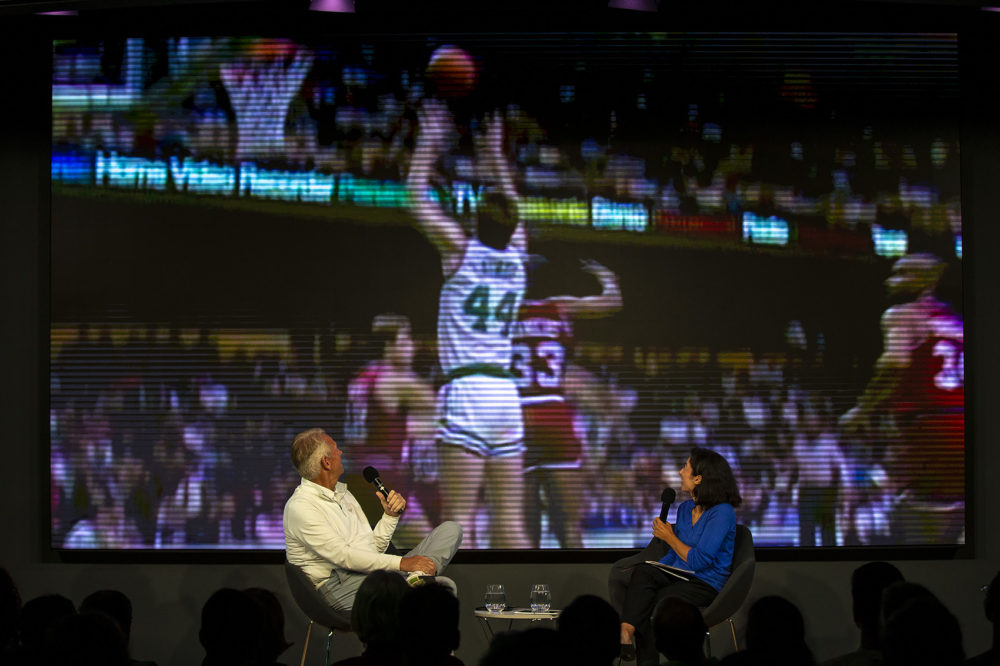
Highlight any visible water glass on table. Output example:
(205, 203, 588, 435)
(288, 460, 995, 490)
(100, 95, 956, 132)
(530, 583, 551, 612)
(485, 584, 506, 612)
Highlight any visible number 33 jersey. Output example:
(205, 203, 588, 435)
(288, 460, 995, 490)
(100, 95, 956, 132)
(437, 239, 526, 374)
(894, 301, 964, 416)
(511, 300, 573, 402)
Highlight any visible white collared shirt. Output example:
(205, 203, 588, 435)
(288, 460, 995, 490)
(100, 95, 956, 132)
(283, 478, 402, 587)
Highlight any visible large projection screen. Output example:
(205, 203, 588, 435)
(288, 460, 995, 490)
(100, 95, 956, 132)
(49, 32, 964, 553)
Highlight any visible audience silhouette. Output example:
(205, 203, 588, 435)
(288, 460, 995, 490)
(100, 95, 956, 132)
(480, 627, 562, 666)
(244, 587, 293, 665)
(332, 570, 412, 666)
(41, 610, 131, 666)
(399, 582, 462, 666)
(967, 571, 999, 665)
(557, 594, 620, 666)
(199, 587, 269, 666)
(719, 595, 815, 666)
(823, 561, 904, 666)
(0, 565, 990, 666)
(883, 595, 963, 666)
(653, 597, 711, 666)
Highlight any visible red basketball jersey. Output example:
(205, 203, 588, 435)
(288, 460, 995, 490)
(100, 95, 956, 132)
(511, 301, 573, 403)
(893, 302, 964, 416)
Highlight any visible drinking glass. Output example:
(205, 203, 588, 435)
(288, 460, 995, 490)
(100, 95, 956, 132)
(529, 583, 551, 612)
(485, 584, 506, 612)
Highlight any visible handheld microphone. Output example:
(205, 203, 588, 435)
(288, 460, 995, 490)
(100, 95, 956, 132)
(659, 487, 677, 522)
(363, 466, 403, 513)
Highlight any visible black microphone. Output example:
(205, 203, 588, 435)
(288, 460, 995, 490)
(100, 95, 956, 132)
(659, 487, 677, 521)
(363, 466, 404, 513)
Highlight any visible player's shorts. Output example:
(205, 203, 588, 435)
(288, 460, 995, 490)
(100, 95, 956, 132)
(437, 374, 524, 458)
(522, 397, 582, 472)
(899, 410, 964, 501)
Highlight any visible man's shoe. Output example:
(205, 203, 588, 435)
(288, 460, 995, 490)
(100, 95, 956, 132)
(406, 572, 435, 587)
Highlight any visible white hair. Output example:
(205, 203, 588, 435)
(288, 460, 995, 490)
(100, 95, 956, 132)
(291, 428, 331, 481)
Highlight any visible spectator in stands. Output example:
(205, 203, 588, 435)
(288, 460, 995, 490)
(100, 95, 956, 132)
(198, 588, 268, 666)
(332, 570, 411, 666)
(398, 583, 461, 666)
(80, 588, 158, 666)
(822, 562, 904, 666)
(652, 597, 710, 666)
(967, 571, 999, 665)
(557, 594, 619, 666)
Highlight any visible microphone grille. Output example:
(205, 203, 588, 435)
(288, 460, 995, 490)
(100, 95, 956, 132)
(362, 466, 379, 483)
(661, 487, 676, 504)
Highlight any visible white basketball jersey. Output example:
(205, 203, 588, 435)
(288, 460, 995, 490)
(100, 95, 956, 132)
(438, 239, 526, 374)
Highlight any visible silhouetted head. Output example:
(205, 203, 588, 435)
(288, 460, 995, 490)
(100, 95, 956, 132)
(80, 589, 133, 641)
(984, 570, 1000, 625)
(199, 588, 267, 666)
(352, 570, 411, 652)
(19, 594, 75, 654)
(42, 611, 130, 666)
(557, 594, 619, 666)
(653, 597, 708, 665)
(481, 627, 562, 666)
(851, 562, 904, 633)
(745, 595, 814, 666)
(244, 587, 292, 662)
(881, 581, 937, 626)
(883, 597, 963, 666)
(399, 583, 460, 666)
(477, 190, 518, 251)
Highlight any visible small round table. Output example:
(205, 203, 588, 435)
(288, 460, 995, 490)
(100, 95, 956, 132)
(474, 608, 560, 640)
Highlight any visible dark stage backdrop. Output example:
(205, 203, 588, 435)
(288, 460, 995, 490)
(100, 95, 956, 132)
(49, 32, 964, 552)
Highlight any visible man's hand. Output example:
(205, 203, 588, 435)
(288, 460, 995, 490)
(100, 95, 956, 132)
(652, 517, 674, 543)
(399, 555, 438, 575)
(378, 489, 406, 517)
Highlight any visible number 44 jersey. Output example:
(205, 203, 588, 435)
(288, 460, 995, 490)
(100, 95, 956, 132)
(437, 239, 526, 374)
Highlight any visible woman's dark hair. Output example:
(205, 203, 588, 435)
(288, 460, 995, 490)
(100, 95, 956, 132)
(689, 447, 742, 508)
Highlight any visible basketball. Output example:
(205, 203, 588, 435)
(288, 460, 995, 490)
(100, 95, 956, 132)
(425, 45, 477, 99)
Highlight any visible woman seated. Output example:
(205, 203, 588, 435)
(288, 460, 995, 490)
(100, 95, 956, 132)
(617, 447, 742, 665)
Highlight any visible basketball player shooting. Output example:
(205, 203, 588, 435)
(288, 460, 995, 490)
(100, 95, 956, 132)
(839, 253, 964, 544)
(406, 97, 531, 549)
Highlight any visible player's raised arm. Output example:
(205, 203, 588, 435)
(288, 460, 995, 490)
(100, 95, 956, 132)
(839, 305, 917, 431)
(543, 259, 623, 319)
(481, 112, 527, 254)
(406, 99, 467, 272)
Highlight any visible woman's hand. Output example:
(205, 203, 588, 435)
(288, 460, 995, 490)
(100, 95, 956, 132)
(652, 517, 674, 542)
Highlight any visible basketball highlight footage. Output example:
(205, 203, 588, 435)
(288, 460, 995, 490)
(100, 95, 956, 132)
(50, 33, 963, 551)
